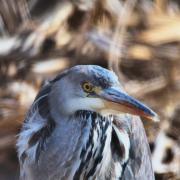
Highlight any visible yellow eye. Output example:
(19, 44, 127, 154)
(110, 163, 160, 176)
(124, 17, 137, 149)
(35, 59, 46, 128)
(82, 82, 94, 93)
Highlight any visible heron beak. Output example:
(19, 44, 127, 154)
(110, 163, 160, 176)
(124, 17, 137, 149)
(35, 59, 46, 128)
(97, 87, 159, 122)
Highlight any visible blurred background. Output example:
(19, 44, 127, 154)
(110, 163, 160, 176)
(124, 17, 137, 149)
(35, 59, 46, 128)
(0, 0, 180, 179)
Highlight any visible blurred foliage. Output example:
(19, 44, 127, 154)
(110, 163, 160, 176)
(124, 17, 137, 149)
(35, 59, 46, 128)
(0, 0, 180, 179)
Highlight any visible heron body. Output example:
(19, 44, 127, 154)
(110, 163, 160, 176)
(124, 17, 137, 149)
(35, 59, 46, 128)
(17, 65, 157, 180)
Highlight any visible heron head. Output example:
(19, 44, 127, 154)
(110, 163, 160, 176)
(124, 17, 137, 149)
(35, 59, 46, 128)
(50, 65, 158, 121)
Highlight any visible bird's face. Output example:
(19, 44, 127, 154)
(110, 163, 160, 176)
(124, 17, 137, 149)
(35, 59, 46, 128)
(51, 65, 158, 121)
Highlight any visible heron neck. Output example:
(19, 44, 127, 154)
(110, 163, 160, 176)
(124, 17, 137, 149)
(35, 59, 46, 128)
(72, 111, 113, 179)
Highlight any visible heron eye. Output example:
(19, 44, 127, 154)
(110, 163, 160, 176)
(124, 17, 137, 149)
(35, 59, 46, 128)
(82, 82, 94, 93)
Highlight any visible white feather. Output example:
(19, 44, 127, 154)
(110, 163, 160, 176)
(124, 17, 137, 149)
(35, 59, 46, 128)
(112, 123, 130, 163)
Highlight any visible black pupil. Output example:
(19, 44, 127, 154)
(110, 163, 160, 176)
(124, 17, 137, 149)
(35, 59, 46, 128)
(85, 84, 90, 90)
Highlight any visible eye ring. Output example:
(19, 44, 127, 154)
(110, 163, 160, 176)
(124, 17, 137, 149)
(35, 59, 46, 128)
(82, 82, 94, 93)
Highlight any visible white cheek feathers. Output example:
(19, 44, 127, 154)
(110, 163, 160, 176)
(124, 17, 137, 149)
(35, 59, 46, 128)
(62, 97, 106, 115)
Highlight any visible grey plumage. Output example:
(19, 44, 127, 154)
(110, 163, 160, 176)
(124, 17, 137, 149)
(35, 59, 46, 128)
(17, 65, 156, 180)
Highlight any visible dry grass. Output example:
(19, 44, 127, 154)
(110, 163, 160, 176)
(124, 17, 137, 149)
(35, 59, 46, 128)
(0, 0, 180, 179)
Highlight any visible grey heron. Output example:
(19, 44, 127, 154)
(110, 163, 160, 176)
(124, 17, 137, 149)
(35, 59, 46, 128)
(17, 65, 158, 180)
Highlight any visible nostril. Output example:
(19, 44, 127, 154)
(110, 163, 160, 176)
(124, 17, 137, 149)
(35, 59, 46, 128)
(162, 147, 174, 164)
